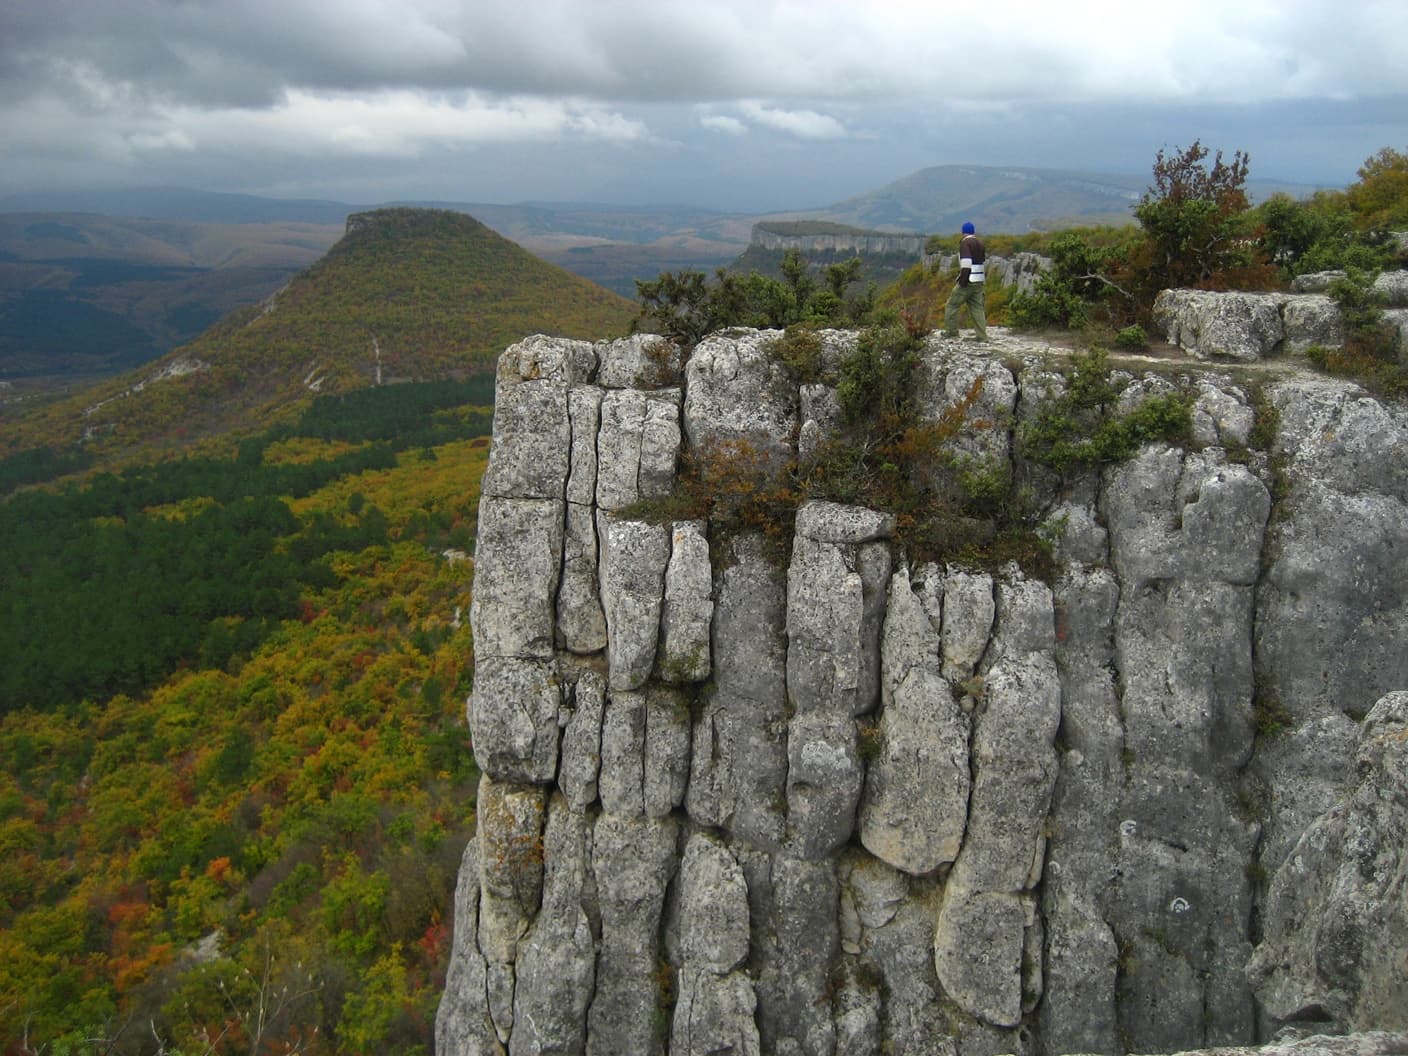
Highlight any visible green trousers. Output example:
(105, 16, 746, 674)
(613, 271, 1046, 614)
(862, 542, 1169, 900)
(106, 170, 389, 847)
(942, 282, 987, 340)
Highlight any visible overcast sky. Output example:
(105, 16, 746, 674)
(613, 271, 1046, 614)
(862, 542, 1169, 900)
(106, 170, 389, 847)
(3, 0, 1406, 212)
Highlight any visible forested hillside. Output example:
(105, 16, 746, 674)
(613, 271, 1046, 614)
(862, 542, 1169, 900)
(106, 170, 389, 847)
(1, 380, 492, 1054)
(0, 208, 637, 466)
(0, 208, 639, 1054)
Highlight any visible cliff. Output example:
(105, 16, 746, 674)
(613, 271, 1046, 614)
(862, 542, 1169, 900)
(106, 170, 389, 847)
(437, 326, 1408, 1056)
(751, 223, 928, 257)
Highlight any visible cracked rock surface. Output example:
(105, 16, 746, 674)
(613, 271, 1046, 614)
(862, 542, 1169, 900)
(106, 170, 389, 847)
(439, 329, 1408, 1056)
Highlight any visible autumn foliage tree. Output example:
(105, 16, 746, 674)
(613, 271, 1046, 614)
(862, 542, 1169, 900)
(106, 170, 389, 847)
(1252, 146, 1407, 280)
(1347, 146, 1408, 230)
(1007, 141, 1286, 329)
(1131, 140, 1269, 295)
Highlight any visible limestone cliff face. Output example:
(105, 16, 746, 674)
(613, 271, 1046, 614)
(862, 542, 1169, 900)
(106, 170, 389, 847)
(437, 328, 1408, 1056)
(751, 226, 928, 257)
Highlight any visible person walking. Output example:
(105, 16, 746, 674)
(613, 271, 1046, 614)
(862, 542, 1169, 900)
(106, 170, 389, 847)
(941, 221, 987, 341)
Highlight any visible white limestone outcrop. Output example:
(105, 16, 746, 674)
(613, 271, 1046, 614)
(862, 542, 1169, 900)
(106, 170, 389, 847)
(443, 327, 1408, 1056)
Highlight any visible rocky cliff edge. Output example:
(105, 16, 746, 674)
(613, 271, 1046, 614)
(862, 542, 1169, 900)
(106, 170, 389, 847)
(437, 327, 1408, 1056)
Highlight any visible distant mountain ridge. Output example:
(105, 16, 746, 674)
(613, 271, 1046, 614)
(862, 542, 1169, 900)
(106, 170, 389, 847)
(0, 187, 749, 245)
(768, 164, 1328, 234)
(0, 213, 346, 380)
(760, 165, 1142, 233)
(0, 211, 341, 268)
(1, 164, 1331, 235)
(0, 186, 356, 225)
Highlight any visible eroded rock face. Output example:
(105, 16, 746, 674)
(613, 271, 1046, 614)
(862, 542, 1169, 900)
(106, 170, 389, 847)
(1125, 1034, 1408, 1056)
(1254, 382, 1408, 868)
(445, 330, 1408, 1056)
(1248, 691, 1408, 1033)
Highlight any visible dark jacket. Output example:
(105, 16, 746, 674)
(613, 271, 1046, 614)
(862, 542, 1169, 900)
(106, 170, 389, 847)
(958, 234, 986, 286)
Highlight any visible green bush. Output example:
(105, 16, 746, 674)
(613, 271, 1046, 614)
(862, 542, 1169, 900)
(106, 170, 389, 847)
(1018, 349, 1193, 475)
(1328, 269, 1392, 349)
(1134, 141, 1259, 291)
(765, 325, 826, 383)
(635, 248, 878, 343)
(1009, 282, 1089, 330)
(1115, 325, 1148, 350)
(1253, 691, 1294, 737)
(1314, 270, 1407, 396)
(1007, 232, 1131, 331)
(1257, 193, 1396, 278)
(836, 324, 921, 425)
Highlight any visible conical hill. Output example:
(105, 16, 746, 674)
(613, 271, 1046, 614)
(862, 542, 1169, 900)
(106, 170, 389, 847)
(2, 208, 638, 461)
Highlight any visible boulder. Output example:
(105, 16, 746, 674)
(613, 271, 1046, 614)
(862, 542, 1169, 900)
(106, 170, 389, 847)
(1153, 289, 1284, 361)
(596, 333, 683, 389)
(470, 497, 563, 661)
(1385, 308, 1408, 363)
(1375, 269, 1408, 307)
(595, 388, 682, 512)
(468, 657, 561, 784)
(786, 502, 893, 718)
(1292, 269, 1408, 307)
(683, 328, 797, 464)
(1281, 294, 1344, 354)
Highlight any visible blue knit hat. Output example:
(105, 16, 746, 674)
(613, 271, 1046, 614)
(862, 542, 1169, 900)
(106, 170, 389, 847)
(961, 221, 975, 234)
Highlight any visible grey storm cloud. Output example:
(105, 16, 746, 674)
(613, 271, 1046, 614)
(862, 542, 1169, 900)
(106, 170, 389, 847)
(11, 0, 1408, 107)
(1, 0, 1406, 207)
(6, 1, 803, 106)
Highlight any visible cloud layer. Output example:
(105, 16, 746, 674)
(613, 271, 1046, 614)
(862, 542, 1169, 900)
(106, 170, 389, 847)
(3, 0, 1406, 206)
